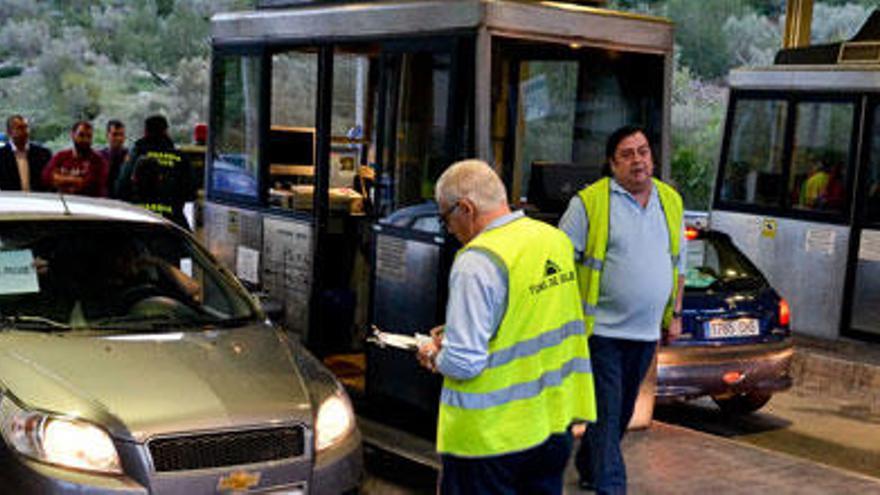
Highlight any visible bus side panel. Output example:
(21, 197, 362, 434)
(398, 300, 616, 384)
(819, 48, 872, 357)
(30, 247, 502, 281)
(711, 210, 849, 339)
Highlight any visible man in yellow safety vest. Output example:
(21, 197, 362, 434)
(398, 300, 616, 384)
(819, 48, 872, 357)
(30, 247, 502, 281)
(417, 159, 595, 494)
(560, 125, 685, 495)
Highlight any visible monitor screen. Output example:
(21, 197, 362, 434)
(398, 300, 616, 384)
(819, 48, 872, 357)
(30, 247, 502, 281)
(267, 126, 315, 167)
(528, 161, 602, 214)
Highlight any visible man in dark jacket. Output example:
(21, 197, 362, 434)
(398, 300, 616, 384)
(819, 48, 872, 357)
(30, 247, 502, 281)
(0, 115, 52, 191)
(115, 115, 196, 229)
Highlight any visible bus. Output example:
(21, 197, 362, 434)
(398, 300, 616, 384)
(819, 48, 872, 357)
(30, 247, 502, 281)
(711, 10, 880, 343)
(205, 0, 674, 463)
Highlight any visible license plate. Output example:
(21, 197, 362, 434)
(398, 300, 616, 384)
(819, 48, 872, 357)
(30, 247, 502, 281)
(706, 318, 760, 338)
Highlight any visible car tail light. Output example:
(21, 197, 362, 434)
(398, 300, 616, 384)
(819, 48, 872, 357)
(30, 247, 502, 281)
(685, 227, 699, 241)
(779, 298, 790, 327)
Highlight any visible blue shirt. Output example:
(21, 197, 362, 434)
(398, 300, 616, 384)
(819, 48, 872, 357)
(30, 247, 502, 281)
(434, 210, 525, 380)
(559, 179, 685, 342)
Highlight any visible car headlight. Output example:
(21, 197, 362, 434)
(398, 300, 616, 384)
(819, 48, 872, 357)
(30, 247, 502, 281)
(0, 396, 121, 474)
(315, 390, 355, 451)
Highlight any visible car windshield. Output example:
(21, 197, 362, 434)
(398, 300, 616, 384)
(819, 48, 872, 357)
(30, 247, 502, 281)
(0, 220, 257, 332)
(684, 234, 767, 291)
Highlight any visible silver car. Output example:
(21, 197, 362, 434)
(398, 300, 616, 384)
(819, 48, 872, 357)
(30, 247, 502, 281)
(0, 193, 362, 494)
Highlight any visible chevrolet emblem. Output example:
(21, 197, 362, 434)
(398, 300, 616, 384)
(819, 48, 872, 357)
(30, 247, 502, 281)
(217, 470, 262, 491)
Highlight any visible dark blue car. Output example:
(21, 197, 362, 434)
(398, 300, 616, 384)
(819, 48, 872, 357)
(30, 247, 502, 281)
(657, 226, 793, 414)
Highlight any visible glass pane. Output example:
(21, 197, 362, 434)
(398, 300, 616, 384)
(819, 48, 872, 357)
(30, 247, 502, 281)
(788, 101, 854, 213)
(684, 237, 765, 290)
(864, 104, 880, 223)
(516, 60, 578, 202)
(721, 99, 788, 207)
(393, 51, 451, 211)
(0, 221, 255, 327)
(492, 40, 664, 220)
(211, 55, 261, 198)
(268, 50, 319, 214)
(329, 51, 370, 214)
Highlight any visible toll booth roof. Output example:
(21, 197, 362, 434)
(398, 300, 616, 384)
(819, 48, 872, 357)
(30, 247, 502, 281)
(212, 0, 672, 53)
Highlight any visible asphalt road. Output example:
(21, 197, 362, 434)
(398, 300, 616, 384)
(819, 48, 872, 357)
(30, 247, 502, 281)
(653, 389, 880, 479)
(363, 388, 880, 492)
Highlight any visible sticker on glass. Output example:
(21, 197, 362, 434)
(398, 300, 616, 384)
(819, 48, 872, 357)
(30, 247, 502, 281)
(0, 250, 40, 295)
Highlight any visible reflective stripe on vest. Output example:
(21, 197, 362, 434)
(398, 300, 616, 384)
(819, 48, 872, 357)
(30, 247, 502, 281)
(437, 216, 596, 457)
(441, 356, 592, 409)
(576, 177, 684, 333)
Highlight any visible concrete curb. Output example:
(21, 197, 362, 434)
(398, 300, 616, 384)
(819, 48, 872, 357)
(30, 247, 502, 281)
(790, 336, 880, 414)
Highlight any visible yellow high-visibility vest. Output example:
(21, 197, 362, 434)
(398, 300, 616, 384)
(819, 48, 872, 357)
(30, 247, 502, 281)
(438, 216, 596, 457)
(576, 177, 683, 333)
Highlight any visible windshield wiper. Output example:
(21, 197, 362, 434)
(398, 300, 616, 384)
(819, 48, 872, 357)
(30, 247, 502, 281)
(0, 315, 72, 332)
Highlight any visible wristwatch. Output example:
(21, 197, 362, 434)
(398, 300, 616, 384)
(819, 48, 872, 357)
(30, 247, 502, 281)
(672, 310, 682, 319)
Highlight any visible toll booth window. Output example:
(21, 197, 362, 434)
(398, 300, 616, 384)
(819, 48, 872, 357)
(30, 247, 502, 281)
(210, 54, 262, 199)
(864, 103, 880, 224)
(390, 51, 453, 213)
(268, 50, 318, 214)
(788, 102, 854, 213)
(720, 98, 788, 207)
(492, 39, 664, 222)
(326, 49, 373, 217)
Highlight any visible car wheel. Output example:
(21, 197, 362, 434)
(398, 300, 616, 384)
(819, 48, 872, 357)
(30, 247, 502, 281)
(712, 391, 772, 415)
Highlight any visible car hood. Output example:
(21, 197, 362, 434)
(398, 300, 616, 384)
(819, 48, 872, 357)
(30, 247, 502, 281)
(0, 325, 312, 443)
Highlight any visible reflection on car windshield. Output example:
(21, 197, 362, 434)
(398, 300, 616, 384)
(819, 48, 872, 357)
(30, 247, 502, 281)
(685, 236, 766, 291)
(0, 221, 256, 331)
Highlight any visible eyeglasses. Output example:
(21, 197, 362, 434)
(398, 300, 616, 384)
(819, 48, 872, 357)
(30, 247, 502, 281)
(439, 201, 460, 229)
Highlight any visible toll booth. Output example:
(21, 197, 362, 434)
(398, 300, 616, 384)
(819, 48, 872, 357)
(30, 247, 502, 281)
(711, 10, 880, 342)
(204, 0, 674, 457)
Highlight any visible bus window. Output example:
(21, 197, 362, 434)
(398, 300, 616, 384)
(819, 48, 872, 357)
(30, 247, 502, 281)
(720, 98, 787, 208)
(789, 101, 854, 213)
(210, 54, 262, 199)
(269, 49, 319, 214)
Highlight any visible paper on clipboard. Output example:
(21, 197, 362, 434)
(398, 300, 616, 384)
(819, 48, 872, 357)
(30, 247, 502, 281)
(368, 326, 432, 352)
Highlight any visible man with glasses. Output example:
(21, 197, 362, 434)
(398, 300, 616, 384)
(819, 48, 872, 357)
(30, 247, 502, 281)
(560, 125, 685, 495)
(417, 159, 595, 495)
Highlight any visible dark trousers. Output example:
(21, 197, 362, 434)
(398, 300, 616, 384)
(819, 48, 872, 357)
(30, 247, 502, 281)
(440, 432, 572, 495)
(575, 336, 657, 495)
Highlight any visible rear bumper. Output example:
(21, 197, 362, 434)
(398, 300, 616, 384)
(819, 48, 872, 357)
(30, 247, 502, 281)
(656, 337, 794, 400)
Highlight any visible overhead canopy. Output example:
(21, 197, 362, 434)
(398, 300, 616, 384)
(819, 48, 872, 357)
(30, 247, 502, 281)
(213, 0, 672, 55)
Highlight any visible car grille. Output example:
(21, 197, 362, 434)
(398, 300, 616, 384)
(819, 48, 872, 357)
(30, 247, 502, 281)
(148, 426, 306, 472)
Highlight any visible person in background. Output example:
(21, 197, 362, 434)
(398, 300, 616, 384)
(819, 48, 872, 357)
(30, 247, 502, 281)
(41, 120, 108, 197)
(560, 125, 685, 495)
(115, 114, 196, 229)
(417, 159, 595, 495)
(0, 114, 52, 191)
(99, 119, 129, 198)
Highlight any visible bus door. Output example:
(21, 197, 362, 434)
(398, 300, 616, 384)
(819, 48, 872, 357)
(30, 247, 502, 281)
(845, 96, 880, 340)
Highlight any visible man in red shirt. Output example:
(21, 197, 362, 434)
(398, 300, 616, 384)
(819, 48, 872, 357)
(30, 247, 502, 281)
(42, 120, 108, 197)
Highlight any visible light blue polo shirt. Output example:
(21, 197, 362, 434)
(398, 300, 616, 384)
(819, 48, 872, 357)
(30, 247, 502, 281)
(559, 179, 685, 342)
(434, 210, 525, 381)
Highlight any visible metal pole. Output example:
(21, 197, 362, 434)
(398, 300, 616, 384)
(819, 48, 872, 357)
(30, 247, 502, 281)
(783, 0, 814, 49)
